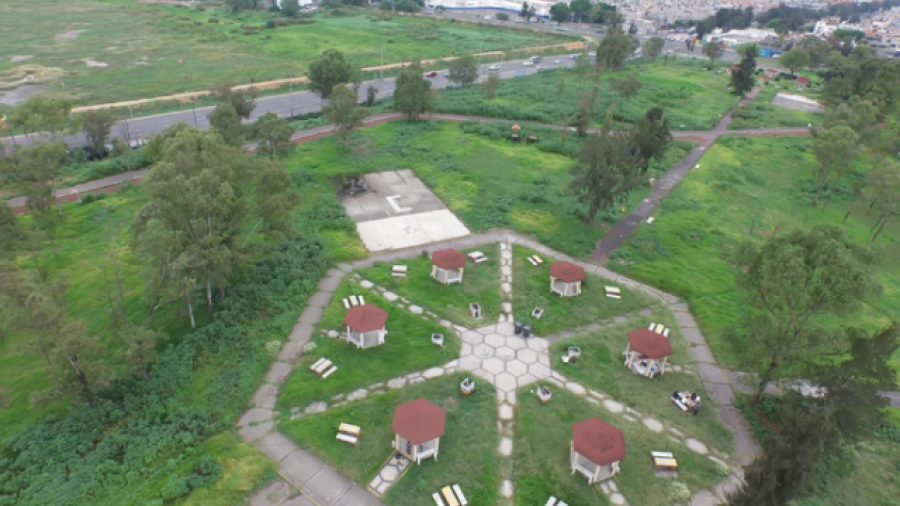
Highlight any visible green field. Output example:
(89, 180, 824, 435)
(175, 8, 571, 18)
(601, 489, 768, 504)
(728, 84, 823, 130)
(357, 245, 502, 328)
(608, 135, 900, 373)
(0, 0, 572, 105)
(283, 121, 692, 257)
(436, 59, 741, 130)
(276, 279, 459, 413)
(515, 387, 727, 506)
(280, 373, 500, 506)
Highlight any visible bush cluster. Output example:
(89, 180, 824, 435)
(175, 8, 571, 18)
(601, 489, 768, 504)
(0, 237, 329, 506)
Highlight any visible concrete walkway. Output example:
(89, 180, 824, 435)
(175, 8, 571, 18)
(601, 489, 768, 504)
(241, 229, 760, 506)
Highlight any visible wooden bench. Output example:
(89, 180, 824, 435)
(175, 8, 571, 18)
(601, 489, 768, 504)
(336, 422, 361, 445)
(672, 397, 688, 412)
(432, 492, 445, 506)
(653, 457, 678, 471)
(605, 286, 621, 299)
(651, 451, 674, 459)
(336, 432, 358, 445)
(441, 486, 459, 506)
(321, 365, 338, 379)
(452, 484, 468, 506)
(392, 265, 408, 278)
(311, 358, 332, 376)
(467, 251, 488, 264)
(527, 255, 544, 266)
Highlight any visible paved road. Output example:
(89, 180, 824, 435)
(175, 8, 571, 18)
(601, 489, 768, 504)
(1, 54, 590, 151)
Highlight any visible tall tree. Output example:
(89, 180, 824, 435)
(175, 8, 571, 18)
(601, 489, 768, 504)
(118, 326, 163, 381)
(52, 319, 108, 408)
(550, 2, 571, 25)
(596, 26, 636, 72)
(324, 84, 367, 146)
(730, 43, 758, 96)
(810, 123, 858, 206)
(483, 73, 501, 100)
(519, 2, 536, 23)
(642, 37, 665, 61)
(308, 49, 354, 100)
(14, 141, 68, 257)
(727, 225, 879, 404)
(780, 48, 810, 76)
(393, 61, 439, 122)
(208, 103, 246, 147)
(256, 160, 300, 240)
(78, 108, 117, 156)
(569, 0, 591, 23)
(827, 95, 878, 138)
(130, 212, 183, 328)
(703, 40, 725, 64)
(609, 74, 642, 98)
(568, 108, 642, 224)
(570, 86, 598, 137)
(253, 112, 295, 160)
(9, 94, 74, 140)
(138, 127, 251, 317)
(630, 107, 672, 167)
(209, 83, 257, 119)
(0, 202, 24, 260)
(281, 0, 300, 17)
(448, 55, 478, 87)
(862, 155, 900, 243)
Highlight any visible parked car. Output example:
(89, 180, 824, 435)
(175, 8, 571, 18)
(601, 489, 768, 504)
(554, 59, 562, 64)
(443, 70, 451, 77)
(570, 53, 579, 59)
(488, 64, 501, 71)
(522, 60, 534, 66)
(424, 71, 438, 78)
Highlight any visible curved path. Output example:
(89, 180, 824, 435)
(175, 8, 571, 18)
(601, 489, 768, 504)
(241, 229, 760, 506)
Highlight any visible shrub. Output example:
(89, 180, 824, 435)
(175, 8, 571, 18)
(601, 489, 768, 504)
(666, 481, 691, 501)
(208, 17, 219, 23)
(265, 19, 276, 29)
(161, 475, 190, 500)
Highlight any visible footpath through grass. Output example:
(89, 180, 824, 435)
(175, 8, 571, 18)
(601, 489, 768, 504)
(511, 245, 659, 335)
(608, 135, 900, 373)
(357, 245, 501, 328)
(553, 312, 734, 454)
(276, 279, 459, 413)
(280, 373, 500, 506)
(515, 387, 727, 506)
(436, 59, 740, 130)
(728, 84, 823, 130)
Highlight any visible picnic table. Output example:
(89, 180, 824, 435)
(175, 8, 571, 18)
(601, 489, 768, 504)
(651, 451, 678, 471)
(336, 423, 361, 445)
(311, 357, 338, 378)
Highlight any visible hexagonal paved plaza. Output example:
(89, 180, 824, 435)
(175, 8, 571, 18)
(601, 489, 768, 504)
(459, 322, 552, 395)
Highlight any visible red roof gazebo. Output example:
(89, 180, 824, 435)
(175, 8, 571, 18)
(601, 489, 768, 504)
(430, 249, 467, 285)
(550, 261, 586, 297)
(392, 398, 447, 464)
(343, 304, 389, 349)
(624, 328, 673, 378)
(570, 418, 626, 483)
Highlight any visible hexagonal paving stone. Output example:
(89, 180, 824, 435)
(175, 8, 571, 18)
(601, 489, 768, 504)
(609, 492, 625, 505)
(506, 337, 527, 350)
(517, 348, 538, 364)
(499, 404, 514, 420)
(496, 322, 515, 335)
(506, 391, 518, 405)
(462, 331, 483, 344)
(516, 373, 538, 387)
(495, 373, 517, 392)
(472, 369, 496, 383)
(473, 343, 495, 358)
(461, 343, 473, 356)
(477, 324, 498, 336)
(459, 355, 482, 371)
(483, 357, 505, 375)
(485, 333, 506, 347)
(499, 437, 513, 456)
(506, 360, 527, 376)
(496, 346, 516, 361)
(527, 338, 549, 351)
(528, 362, 552, 378)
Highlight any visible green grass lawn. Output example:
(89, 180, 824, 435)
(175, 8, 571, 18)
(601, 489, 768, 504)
(356, 245, 501, 327)
(0, 0, 572, 105)
(511, 245, 660, 335)
(436, 59, 741, 130)
(552, 312, 734, 454)
(515, 387, 727, 506)
(608, 136, 900, 374)
(279, 373, 500, 506)
(276, 279, 459, 413)
(284, 121, 692, 258)
(728, 84, 823, 130)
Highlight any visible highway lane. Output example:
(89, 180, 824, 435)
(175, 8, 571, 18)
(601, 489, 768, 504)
(1, 55, 586, 150)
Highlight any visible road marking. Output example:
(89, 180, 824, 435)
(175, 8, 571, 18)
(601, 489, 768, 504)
(386, 195, 412, 213)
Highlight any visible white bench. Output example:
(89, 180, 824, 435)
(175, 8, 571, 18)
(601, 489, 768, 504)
(648, 322, 656, 330)
(651, 451, 674, 459)
(321, 365, 338, 379)
(432, 492, 445, 506)
(527, 255, 544, 266)
(452, 484, 467, 506)
(646, 217, 655, 225)
(467, 251, 488, 264)
(672, 397, 688, 412)
(545, 497, 567, 506)
(311, 358, 333, 376)
(663, 328, 670, 338)
(605, 286, 621, 299)
(392, 265, 408, 277)
(441, 486, 459, 506)
(654, 456, 678, 471)
(336, 432, 358, 445)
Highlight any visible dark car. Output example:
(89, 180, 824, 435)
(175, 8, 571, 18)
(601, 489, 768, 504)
(424, 71, 438, 78)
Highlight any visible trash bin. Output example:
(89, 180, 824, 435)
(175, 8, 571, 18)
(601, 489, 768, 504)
(514, 321, 524, 335)
(523, 324, 532, 338)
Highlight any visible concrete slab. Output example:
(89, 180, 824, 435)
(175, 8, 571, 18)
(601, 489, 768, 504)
(281, 496, 317, 506)
(252, 384, 279, 410)
(337, 485, 385, 506)
(317, 276, 342, 292)
(238, 420, 274, 443)
(705, 382, 736, 406)
(688, 344, 717, 364)
(239, 407, 274, 427)
(307, 291, 334, 308)
(281, 450, 328, 486)
(299, 306, 324, 325)
(277, 341, 305, 362)
(697, 363, 730, 385)
(266, 362, 294, 384)
(251, 480, 293, 506)
(675, 311, 698, 328)
(681, 327, 707, 346)
(289, 323, 316, 344)
(259, 432, 299, 463)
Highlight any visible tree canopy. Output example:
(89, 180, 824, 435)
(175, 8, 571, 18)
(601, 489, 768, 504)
(308, 49, 355, 99)
(393, 61, 439, 122)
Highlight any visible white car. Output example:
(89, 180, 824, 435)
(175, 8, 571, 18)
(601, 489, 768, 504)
(522, 60, 534, 66)
(488, 64, 501, 71)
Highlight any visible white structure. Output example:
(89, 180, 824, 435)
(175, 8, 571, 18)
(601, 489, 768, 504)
(550, 261, 585, 298)
(430, 248, 467, 285)
(570, 418, 626, 484)
(343, 304, 389, 349)
(426, 0, 556, 18)
(392, 398, 446, 465)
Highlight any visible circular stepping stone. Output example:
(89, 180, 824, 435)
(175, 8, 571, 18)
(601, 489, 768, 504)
(387, 378, 407, 389)
(565, 382, 586, 395)
(603, 399, 625, 413)
(499, 437, 513, 456)
(643, 417, 664, 433)
(383, 292, 399, 302)
(360, 280, 374, 289)
(686, 438, 709, 454)
(327, 330, 339, 338)
(501, 479, 514, 498)
(348, 389, 368, 401)
(305, 402, 327, 414)
(610, 492, 625, 505)
(409, 305, 423, 314)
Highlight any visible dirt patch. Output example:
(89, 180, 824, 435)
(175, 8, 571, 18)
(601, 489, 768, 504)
(10, 55, 33, 62)
(0, 65, 66, 91)
(55, 30, 87, 42)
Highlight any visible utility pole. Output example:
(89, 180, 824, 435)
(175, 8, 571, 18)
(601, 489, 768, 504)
(289, 72, 294, 118)
(381, 47, 385, 81)
(189, 93, 198, 126)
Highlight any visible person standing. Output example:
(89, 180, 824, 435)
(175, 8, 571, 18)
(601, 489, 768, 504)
(692, 393, 701, 416)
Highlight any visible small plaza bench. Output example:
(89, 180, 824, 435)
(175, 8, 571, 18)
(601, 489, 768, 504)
(336, 422, 361, 445)
(392, 265, 408, 278)
(467, 251, 488, 264)
(432, 484, 467, 506)
(605, 286, 621, 299)
(545, 495, 569, 506)
(311, 357, 338, 379)
(342, 295, 366, 309)
(527, 254, 545, 266)
(651, 451, 678, 472)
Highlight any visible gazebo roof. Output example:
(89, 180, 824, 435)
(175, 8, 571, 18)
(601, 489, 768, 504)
(431, 248, 467, 270)
(572, 418, 627, 466)
(550, 261, 586, 283)
(392, 398, 446, 444)
(626, 328, 673, 359)
(343, 304, 388, 332)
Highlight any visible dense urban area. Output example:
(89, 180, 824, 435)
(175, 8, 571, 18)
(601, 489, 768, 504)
(1, 0, 900, 505)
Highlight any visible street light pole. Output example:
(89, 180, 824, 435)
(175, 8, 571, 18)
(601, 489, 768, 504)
(381, 47, 385, 81)
(289, 72, 294, 118)
(189, 93, 198, 126)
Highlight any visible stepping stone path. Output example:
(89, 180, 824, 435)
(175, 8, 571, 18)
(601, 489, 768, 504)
(240, 230, 760, 506)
